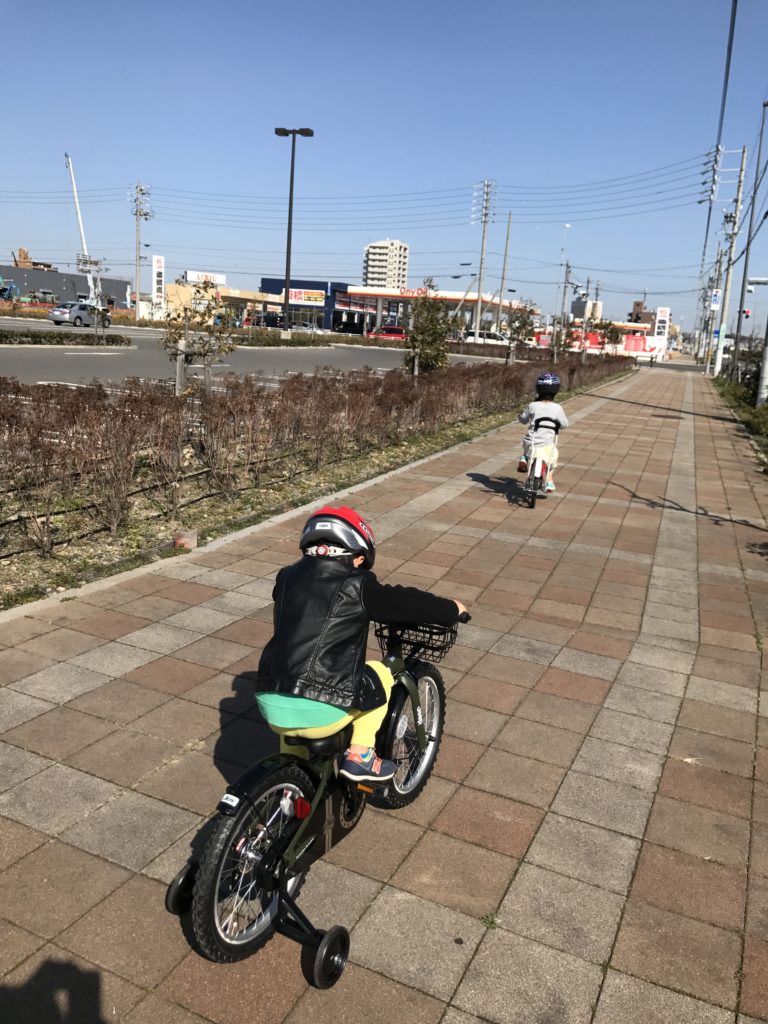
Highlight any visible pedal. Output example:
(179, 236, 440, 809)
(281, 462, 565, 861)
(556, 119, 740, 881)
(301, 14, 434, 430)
(356, 783, 375, 794)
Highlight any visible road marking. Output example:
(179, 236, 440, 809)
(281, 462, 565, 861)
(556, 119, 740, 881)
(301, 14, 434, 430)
(64, 351, 122, 355)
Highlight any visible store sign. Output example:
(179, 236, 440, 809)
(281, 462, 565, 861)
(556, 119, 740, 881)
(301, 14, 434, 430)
(184, 270, 227, 286)
(710, 289, 721, 312)
(399, 287, 428, 297)
(289, 288, 325, 306)
(152, 255, 165, 305)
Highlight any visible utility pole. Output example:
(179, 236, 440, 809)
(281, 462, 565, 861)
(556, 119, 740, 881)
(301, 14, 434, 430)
(555, 260, 570, 365)
(732, 102, 768, 378)
(713, 145, 747, 375)
(472, 180, 495, 344)
(132, 183, 152, 323)
(704, 245, 724, 374)
(494, 211, 512, 332)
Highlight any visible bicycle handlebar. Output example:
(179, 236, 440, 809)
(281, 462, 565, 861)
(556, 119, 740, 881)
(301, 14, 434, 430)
(458, 611, 472, 624)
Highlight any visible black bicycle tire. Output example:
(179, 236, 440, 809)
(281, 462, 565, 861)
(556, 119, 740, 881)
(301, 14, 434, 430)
(191, 761, 315, 963)
(372, 661, 446, 809)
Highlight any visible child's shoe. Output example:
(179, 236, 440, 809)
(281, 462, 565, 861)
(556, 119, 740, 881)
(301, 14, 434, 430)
(545, 481, 556, 493)
(340, 749, 396, 783)
(517, 456, 528, 473)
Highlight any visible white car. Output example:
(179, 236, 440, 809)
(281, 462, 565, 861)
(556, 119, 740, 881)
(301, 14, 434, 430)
(48, 302, 111, 328)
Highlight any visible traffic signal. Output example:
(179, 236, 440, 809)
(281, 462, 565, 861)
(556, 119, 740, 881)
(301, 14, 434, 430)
(742, 309, 751, 319)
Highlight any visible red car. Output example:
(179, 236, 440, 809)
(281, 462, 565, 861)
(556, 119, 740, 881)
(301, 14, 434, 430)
(366, 325, 408, 342)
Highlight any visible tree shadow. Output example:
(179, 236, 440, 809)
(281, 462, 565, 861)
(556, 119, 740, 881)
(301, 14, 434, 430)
(747, 541, 768, 559)
(595, 393, 735, 424)
(0, 959, 105, 1024)
(610, 481, 768, 533)
(466, 471, 529, 506)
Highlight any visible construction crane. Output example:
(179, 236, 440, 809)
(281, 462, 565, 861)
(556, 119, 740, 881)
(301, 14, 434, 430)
(64, 152, 99, 304)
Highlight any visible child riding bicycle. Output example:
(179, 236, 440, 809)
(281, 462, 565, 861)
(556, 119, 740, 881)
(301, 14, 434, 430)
(255, 506, 467, 784)
(517, 372, 569, 493)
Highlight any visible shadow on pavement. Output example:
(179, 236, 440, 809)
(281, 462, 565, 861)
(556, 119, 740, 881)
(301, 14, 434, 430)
(610, 482, 768, 533)
(466, 471, 529, 506)
(0, 959, 105, 1024)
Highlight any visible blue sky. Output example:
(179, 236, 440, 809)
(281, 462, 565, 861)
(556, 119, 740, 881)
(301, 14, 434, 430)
(3, 0, 768, 329)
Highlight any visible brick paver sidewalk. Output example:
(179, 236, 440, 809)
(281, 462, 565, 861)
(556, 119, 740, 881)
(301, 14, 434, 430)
(1, 362, 767, 1023)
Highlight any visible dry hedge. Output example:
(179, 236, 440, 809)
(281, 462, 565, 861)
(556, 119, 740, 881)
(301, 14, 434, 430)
(0, 356, 629, 559)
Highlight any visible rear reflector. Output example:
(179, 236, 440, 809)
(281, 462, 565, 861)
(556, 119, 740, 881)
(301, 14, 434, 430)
(294, 798, 311, 819)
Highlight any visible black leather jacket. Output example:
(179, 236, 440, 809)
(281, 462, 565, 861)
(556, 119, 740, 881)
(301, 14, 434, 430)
(255, 555, 459, 712)
(256, 556, 375, 711)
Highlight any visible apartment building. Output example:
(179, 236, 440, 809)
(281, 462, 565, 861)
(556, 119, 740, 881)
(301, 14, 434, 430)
(362, 239, 409, 288)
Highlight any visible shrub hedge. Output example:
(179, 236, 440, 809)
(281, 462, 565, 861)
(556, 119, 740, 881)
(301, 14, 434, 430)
(0, 329, 131, 346)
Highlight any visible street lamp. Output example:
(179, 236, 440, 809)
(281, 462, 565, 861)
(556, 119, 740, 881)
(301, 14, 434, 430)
(275, 127, 314, 330)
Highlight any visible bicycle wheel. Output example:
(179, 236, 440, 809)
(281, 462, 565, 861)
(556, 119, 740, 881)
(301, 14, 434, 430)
(191, 762, 314, 962)
(526, 472, 537, 508)
(372, 662, 446, 809)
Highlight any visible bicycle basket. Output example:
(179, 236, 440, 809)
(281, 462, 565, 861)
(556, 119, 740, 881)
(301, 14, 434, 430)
(373, 621, 458, 663)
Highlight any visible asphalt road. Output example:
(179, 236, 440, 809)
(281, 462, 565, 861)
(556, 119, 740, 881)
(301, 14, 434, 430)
(0, 317, 495, 385)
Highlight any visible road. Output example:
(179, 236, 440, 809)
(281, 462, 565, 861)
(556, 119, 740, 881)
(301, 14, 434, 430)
(0, 317, 495, 385)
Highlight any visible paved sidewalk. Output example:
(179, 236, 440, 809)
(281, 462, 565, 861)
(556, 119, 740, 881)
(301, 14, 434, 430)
(1, 362, 767, 1024)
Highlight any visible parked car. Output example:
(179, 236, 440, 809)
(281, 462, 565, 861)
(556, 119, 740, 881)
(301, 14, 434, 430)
(366, 325, 409, 342)
(48, 302, 111, 328)
(465, 329, 505, 343)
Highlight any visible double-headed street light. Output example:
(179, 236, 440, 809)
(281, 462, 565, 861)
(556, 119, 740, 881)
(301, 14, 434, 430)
(275, 127, 314, 329)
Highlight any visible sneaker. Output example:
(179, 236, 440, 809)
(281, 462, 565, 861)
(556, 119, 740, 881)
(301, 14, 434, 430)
(517, 458, 528, 473)
(545, 481, 556, 493)
(339, 749, 396, 783)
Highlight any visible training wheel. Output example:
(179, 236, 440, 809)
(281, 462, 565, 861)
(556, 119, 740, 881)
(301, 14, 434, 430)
(312, 925, 350, 989)
(164, 862, 197, 916)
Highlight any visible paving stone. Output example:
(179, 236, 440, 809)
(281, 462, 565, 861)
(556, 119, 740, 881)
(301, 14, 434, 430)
(294, 860, 382, 933)
(551, 646, 623, 682)
(449, 673, 528, 713)
(66, 728, 181, 786)
(613, 899, 741, 1008)
(69, 641, 161, 677)
(159, 932, 307, 1024)
(201, 590, 272, 616)
(453, 927, 602, 1024)
(150, 580, 225, 605)
(58, 874, 190, 988)
(65, 677, 169, 723)
(352, 887, 485, 1001)
(433, 785, 544, 858)
(0, 817, 46, 871)
(669, 728, 754, 778)
(593, 970, 735, 1024)
(285, 962, 446, 1024)
(444, 699, 508, 744)
(467, 747, 565, 809)
(172, 636, 256, 670)
(677, 699, 755, 743)
(128, 697, 222, 745)
(1, 705, 115, 760)
(753, 823, 768, 878)
(69, 608, 153, 640)
(0, 688, 53, 732)
(325, 810, 423, 882)
(589, 707, 673, 755)
(0, 740, 51, 793)
(61, 790, 200, 870)
(8, 662, 111, 704)
(632, 841, 746, 931)
(0, 648, 56, 685)
(0, 839, 129, 937)
(571, 736, 663, 792)
(515, 689, 598, 735)
(534, 666, 611, 705)
(18, 626, 107, 662)
(118, 622, 206, 655)
(658, 759, 753, 819)
(498, 862, 623, 962)
(387, 774, 457, 827)
(627, 642, 696, 674)
(526, 813, 640, 894)
(120, 593, 191, 619)
(741, 935, 768, 1020)
(617, 660, 688, 696)
(392, 829, 516, 917)
(686, 675, 758, 714)
(494, 716, 583, 767)
(0, 616, 54, 646)
(0, 918, 45, 977)
(551, 770, 654, 837)
(470, 652, 546, 687)
(434, 734, 485, 783)
(124, 994, 213, 1024)
(0, 763, 118, 834)
(136, 749, 232, 814)
(604, 683, 681, 723)
(489, 634, 561, 665)
(646, 795, 750, 869)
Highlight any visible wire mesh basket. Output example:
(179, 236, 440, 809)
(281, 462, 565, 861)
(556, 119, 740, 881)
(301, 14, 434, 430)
(373, 621, 458, 663)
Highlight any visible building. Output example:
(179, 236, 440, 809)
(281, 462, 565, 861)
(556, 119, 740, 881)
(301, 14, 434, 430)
(570, 295, 603, 322)
(362, 239, 409, 289)
(0, 263, 132, 307)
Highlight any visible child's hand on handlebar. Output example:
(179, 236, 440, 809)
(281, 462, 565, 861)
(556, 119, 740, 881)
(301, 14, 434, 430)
(454, 601, 471, 623)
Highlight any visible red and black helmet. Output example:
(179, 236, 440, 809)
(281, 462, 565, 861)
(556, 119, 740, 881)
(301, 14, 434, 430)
(299, 506, 376, 569)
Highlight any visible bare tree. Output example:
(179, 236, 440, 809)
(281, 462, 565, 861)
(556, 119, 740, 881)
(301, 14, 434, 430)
(160, 281, 239, 393)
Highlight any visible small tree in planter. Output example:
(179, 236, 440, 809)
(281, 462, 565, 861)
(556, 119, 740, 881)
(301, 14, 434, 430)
(594, 320, 622, 358)
(160, 281, 239, 393)
(403, 278, 450, 376)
